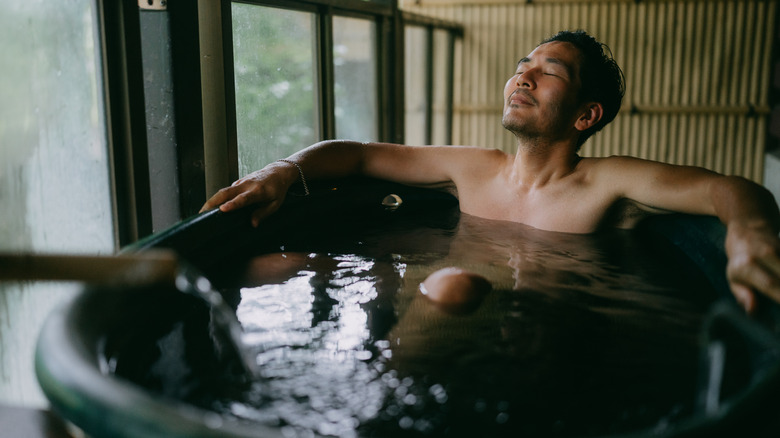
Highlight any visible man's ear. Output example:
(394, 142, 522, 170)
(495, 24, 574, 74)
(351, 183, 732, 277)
(575, 102, 604, 132)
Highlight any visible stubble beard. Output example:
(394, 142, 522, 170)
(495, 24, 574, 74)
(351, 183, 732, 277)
(501, 100, 572, 147)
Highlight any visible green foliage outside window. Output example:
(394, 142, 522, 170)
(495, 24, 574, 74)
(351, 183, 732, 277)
(232, 4, 319, 176)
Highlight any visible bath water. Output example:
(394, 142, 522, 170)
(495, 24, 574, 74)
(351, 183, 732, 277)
(213, 214, 716, 437)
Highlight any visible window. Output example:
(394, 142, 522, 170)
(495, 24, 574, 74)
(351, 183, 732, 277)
(227, 3, 384, 178)
(333, 15, 379, 141)
(231, 4, 319, 176)
(431, 29, 454, 145)
(403, 15, 459, 146)
(218, 2, 460, 186)
(0, 2, 113, 254)
(404, 25, 428, 146)
(0, 0, 112, 407)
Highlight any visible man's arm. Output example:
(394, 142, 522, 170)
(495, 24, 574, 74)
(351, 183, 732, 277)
(199, 140, 469, 226)
(601, 156, 780, 313)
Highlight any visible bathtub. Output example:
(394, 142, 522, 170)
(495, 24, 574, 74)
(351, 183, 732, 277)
(35, 178, 780, 437)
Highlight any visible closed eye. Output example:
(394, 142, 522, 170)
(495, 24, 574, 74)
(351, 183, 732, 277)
(514, 70, 561, 78)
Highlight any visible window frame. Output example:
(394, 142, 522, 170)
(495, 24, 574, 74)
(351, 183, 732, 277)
(98, 0, 154, 245)
(401, 11, 461, 145)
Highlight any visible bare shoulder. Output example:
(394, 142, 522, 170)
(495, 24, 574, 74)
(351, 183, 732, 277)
(569, 156, 628, 193)
(578, 155, 652, 172)
(576, 155, 680, 185)
(456, 146, 513, 177)
(573, 155, 672, 201)
(419, 145, 511, 172)
(429, 146, 512, 194)
(455, 145, 510, 163)
(426, 144, 508, 158)
(378, 143, 507, 161)
(362, 143, 510, 189)
(578, 154, 724, 216)
(581, 154, 720, 183)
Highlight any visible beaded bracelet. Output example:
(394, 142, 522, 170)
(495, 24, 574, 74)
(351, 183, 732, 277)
(277, 159, 310, 196)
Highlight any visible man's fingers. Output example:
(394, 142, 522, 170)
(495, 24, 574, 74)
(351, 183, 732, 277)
(728, 282, 757, 314)
(761, 254, 780, 280)
(728, 258, 780, 311)
(250, 201, 281, 227)
(199, 186, 237, 213)
(756, 256, 780, 303)
(197, 165, 289, 228)
(221, 189, 265, 213)
(200, 181, 269, 214)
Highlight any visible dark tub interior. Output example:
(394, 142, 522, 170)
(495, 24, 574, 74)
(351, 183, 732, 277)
(36, 178, 780, 438)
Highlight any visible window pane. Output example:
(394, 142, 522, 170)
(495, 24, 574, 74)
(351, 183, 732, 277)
(431, 29, 452, 145)
(404, 25, 428, 146)
(232, 4, 318, 176)
(333, 16, 379, 142)
(0, 0, 111, 407)
(0, 2, 113, 254)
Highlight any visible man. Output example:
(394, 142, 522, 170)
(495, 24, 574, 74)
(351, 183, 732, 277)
(201, 30, 780, 314)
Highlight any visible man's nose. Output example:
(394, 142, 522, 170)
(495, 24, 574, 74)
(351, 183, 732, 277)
(516, 68, 536, 89)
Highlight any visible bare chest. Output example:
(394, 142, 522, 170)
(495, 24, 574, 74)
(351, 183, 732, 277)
(455, 180, 643, 233)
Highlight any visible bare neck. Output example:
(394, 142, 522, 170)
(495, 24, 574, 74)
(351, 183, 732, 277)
(509, 138, 581, 189)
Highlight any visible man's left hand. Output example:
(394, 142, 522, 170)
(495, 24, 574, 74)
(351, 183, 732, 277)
(725, 222, 780, 314)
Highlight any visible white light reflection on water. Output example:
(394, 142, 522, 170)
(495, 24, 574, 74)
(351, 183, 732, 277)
(234, 255, 390, 437)
(238, 273, 316, 351)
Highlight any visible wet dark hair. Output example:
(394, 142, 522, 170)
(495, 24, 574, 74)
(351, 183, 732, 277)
(541, 30, 625, 149)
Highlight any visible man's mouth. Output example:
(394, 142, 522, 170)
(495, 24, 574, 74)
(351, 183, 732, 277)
(509, 89, 535, 106)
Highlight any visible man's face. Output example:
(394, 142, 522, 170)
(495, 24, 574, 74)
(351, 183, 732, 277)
(502, 41, 584, 141)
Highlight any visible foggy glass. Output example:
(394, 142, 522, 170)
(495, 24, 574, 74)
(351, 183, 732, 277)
(231, 4, 318, 177)
(0, 2, 113, 253)
(333, 16, 379, 142)
(0, 0, 112, 407)
(404, 25, 428, 146)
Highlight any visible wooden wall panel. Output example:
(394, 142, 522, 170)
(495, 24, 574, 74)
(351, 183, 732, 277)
(400, 0, 777, 181)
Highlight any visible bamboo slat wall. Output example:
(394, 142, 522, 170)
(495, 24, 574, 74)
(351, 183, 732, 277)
(400, 0, 777, 181)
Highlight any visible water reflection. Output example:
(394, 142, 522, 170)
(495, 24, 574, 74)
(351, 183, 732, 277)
(232, 254, 392, 437)
(224, 213, 714, 437)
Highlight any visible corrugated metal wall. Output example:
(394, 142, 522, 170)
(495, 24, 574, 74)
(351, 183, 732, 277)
(400, 0, 777, 181)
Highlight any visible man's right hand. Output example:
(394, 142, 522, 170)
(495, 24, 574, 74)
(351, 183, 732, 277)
(199, 162, 298, 227)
